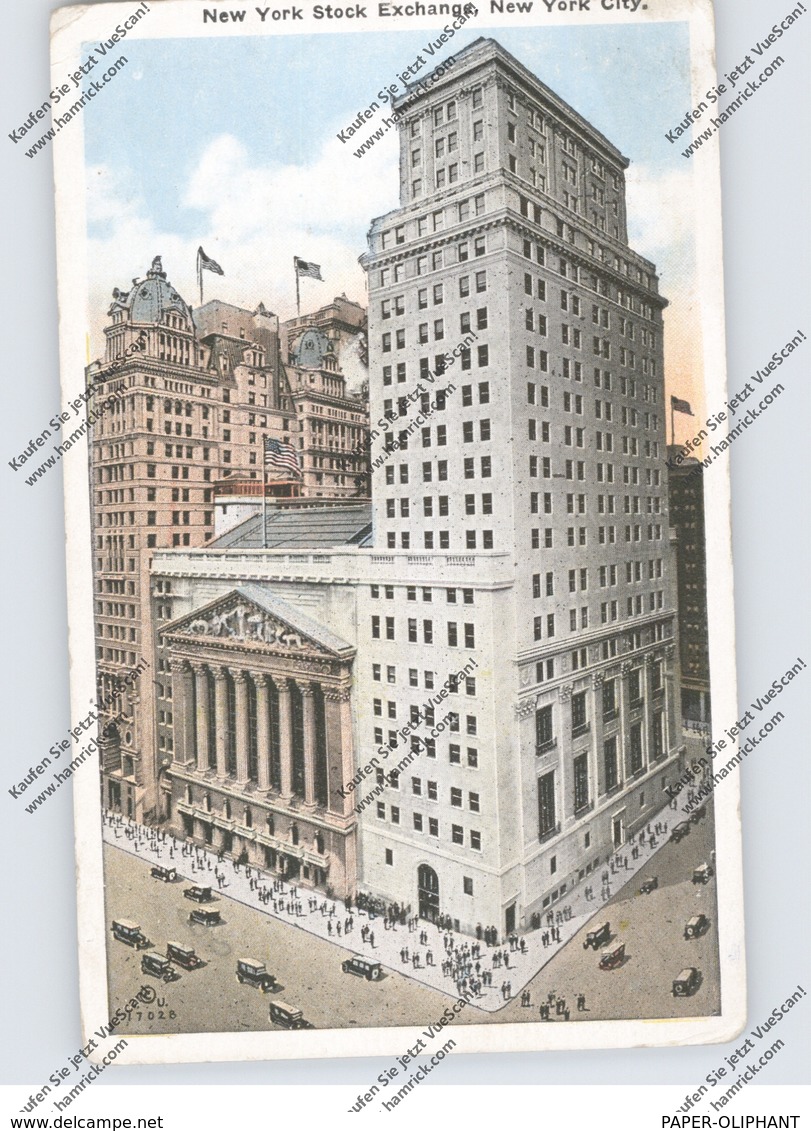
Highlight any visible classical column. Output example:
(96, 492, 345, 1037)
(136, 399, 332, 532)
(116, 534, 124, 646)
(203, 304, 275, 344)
(642, 654, 654, 759)
(213, 666, 229, 779)
(301, 685, 316, 808)
(171, 660, 195, 767)
(278, 677, 293, 799)
(558, 684, 574, 820)
(618, 661, 632, 777)
(339, 690, 355, 812)
(325, 690, 346, 815)
(591, 672, 606, 797)
(255, 674, 271, 792)
(234, 671, 250, 785)
(193, 664, 210, 773)
(664, 644, 677, 752)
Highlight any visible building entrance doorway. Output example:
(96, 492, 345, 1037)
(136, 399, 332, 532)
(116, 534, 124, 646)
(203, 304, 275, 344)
(613, 813, 625, 848)
(417, 864, 440, 921)
(505, 903, 516, 935)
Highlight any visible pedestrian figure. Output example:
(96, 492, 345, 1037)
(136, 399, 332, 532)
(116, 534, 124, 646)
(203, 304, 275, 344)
(577, 994, 586, 1012)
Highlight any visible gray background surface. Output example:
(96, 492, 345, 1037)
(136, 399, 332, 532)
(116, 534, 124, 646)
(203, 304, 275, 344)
(1, 0, 808, 1087)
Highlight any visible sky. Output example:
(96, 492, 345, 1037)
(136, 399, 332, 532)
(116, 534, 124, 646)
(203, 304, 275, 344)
(82, 21, 703, 434)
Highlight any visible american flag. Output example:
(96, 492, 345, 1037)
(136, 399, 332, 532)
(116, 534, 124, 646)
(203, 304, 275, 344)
(294, 256, 323, 280)
(264, 436, 301, 477)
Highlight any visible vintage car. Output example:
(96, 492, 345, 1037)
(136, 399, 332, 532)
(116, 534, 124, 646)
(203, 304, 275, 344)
(140, 951, 180, 982)
(166, 941, 204, 970)
(150, 864, 177, 883)
(692, 863, 714, 885)
(638, 876, 659, 895)
(268, 1001, 315, 1030)
(111, 919, 150, 949)
(670, 821, 692, 843)
(689, 805, 707, 824)
(582, 922, 611, 951)
(341, 954, 384, 981)
(189, 907, 221, 927)
(684, 915, 710, 940)
(673, 967, 701, 996)
(236, 959, 278, 992)
(183, 885, 213, 903)
(598, 943, 625, 971)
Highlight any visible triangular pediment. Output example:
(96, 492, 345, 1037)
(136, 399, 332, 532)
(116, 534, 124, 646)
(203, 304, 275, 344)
(161, 586, 354, 659)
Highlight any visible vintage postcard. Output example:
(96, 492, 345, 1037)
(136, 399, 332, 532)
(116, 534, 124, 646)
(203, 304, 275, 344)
(43, 0, 748, 1065)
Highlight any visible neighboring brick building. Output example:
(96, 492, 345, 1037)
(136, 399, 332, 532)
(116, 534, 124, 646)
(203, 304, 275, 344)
(87, 258, 368, 821)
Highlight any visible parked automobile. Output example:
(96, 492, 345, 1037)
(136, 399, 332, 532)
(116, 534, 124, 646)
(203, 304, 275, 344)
(689, 805, 707, 824)
(670, 821, 692, 843)
(692, 863, 713, 885)
(111, 919, 150, 949)
(183, 885, 213, 903)
(166, 941, 204, 970)
(140, 951, 180, 982)
(189, 907, 221, 927)
(684, 915, 710, 940)
(268, 1000, 314, 1030)
(598, 943, 625, 971)
(582, 922, 611, 950)
(673, 967, 701, 996)
(341, 954, 383, 981)
(236, 958, 278, 992)
(639, 876, 659, 894)
(150, 864, 177, 882)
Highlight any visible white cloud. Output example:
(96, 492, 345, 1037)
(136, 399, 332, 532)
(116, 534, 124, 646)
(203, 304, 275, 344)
(86, 127, 401, 357)
(625, 163, 695, 280)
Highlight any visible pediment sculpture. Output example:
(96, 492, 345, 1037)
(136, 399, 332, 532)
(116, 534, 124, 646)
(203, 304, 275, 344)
(181, 601, 316, 653)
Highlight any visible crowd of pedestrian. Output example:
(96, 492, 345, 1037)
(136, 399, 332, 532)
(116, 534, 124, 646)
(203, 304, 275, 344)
(103, 807, 677, 1016)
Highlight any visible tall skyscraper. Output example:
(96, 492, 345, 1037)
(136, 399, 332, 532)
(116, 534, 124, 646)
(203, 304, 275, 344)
(358, 37, 684, 929)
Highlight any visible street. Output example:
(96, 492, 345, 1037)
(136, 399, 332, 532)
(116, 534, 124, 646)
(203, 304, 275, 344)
(104, 798, 719, 1034)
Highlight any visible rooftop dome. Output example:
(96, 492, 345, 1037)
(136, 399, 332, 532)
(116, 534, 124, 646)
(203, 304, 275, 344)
(111, 256, 193, 326)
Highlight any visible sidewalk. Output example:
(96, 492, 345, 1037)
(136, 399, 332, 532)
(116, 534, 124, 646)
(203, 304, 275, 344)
(102, 798, 684, 1015)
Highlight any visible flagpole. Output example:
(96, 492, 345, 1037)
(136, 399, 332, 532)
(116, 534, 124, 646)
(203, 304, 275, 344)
(197, 249, 202, 306)
(295, 258, 300, 317)
(261, 433, 268, 550)
(670, 399, 675, 448)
